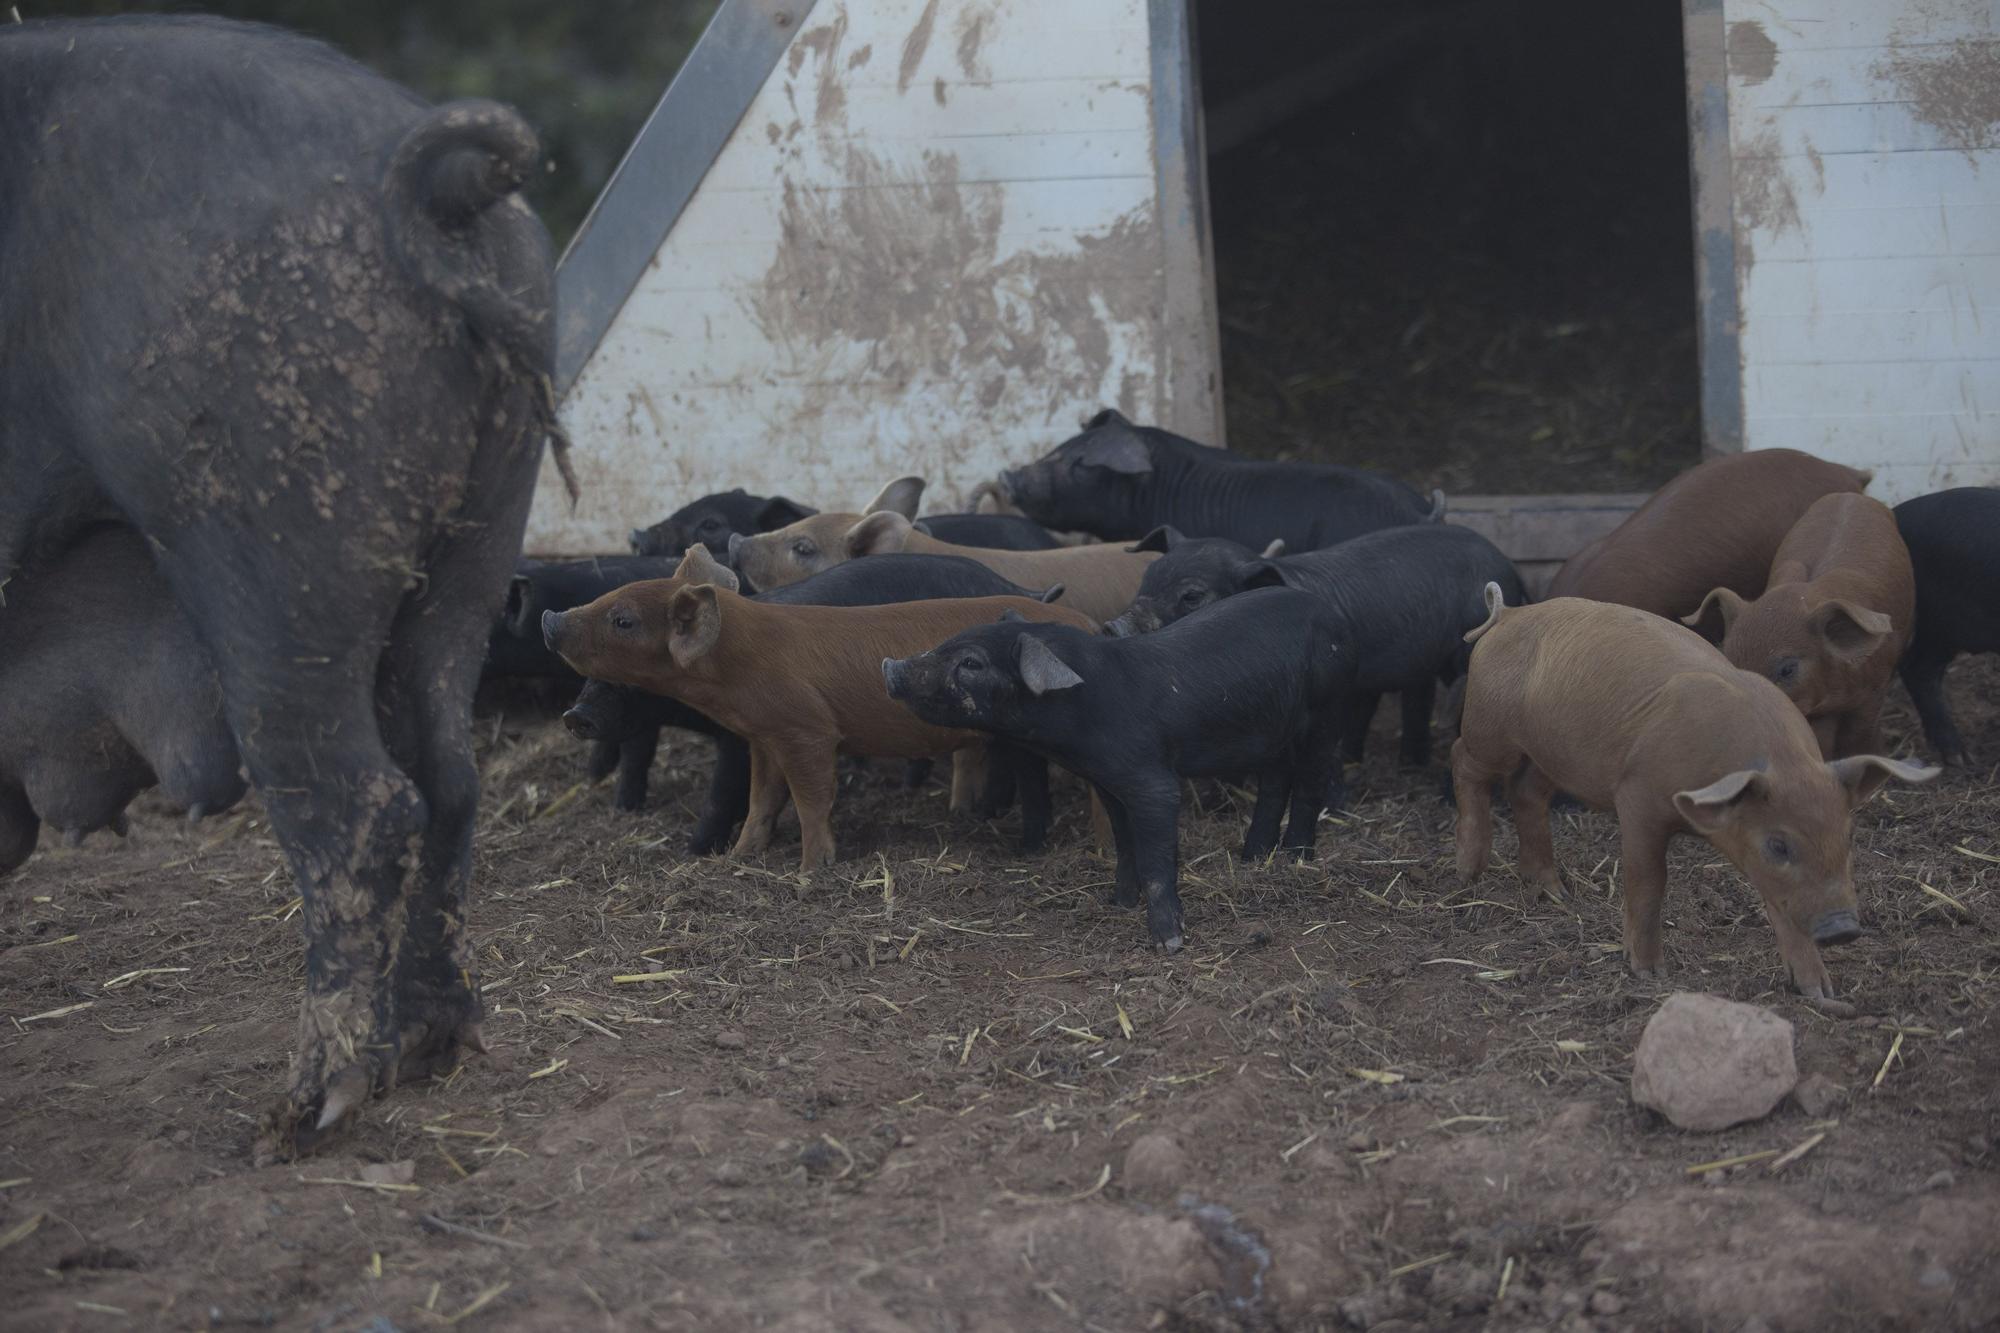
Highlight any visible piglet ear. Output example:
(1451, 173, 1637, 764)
(1242, 560, 1286, 591)
(1036, 582, 1066, 604)
(1809, 599, 1893, 661)
(864, 476, 926, 518)
(757, 495, 816, 529)
(1829, 754, 1939, 807)
(1260, 538, 1287, 559)
(1681, 587, 1746, 644)
(1078, 418, 1153, 475)
(1127, 525, 1180, 554)
(1015, 632, 1084, 695)
(674, 544, 741, 593)
(846, 510, 914, 558)
(667, 585, 722, 665)
(1672, 768, 1766, 833)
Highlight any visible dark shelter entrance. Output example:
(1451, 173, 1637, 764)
(1195, 0, 1701, 496)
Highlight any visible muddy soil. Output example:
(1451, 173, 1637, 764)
(3, 663, 1996, 1332)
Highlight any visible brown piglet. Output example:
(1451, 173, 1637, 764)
(542, 573, 1096, 870)
(1685, 493, 1914, 758)
(1451, 585, 1935, 1008)
(1548, 449, 1871, 619)
(729, 477, 1155, 624)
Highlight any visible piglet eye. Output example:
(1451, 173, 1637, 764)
(1179, 589, 1205, 608)
(791, 540, 815, 558)
(1764, 834, 1793, 863)
(957, 655, 984, 675)
(1772, 658, 1800, 683)
(612, 613, 636, 632)
(699, 517, 721, 531)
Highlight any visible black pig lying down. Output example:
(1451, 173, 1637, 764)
(1, 17, 562, 1148)
(629, 489, 816, 559)
(915, 512, 1062, 550)
(0, 526, 247, 873)
(1893, 487, 2000, 766)
(566, 549, 1069, 851)
(884, 587, 1348, 950)
(999, 408, 1441, 552)
(1105, 523, 1527, 778)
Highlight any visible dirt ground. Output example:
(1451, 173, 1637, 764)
(3, 658, 1996, 1332)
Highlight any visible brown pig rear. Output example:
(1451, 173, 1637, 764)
(1451, 587, 1934, 1005)
(543, 578, 1096, 869)
(1548, 449, 1871, 619)
(729, 480, 1155, 624)
(1685, 493, 1914, 759)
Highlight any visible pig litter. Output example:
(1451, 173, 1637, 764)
(2, 660, 1995, 1330)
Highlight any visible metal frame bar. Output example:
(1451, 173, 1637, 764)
(553, 0, 819, 395)
(1681, 0, 1744, 454)
(1148, 0, 1225, 446)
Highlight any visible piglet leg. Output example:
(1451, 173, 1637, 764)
(1614, 812, 1672, 976)
(1831, 701, 1885, 762)
(1007, 749, 1051, 853)
(1450, 738, 1498, 885)
(1117, 779, 1185, 951)
(1241, 768, 1292, 861)
(1764, 904, 1840, 1005)
(1339, 692, 1379, 765)
(1507, 762, 1565, 902)
(1397, 680, 1436, 767)
(774, 739, 840, 870)
(612, 729, 658, 813)
(1899, 645, 1965, 765)
(1095, 786, 1142, 908)
(732, 743, 790, 857)
(690, 733, 751, 856)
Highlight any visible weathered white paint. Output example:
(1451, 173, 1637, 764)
(528, 0, 1217, 554)
(1721, 0, 2000, 501)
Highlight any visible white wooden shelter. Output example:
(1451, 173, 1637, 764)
(526, 0, 1999, 559)
(1684, 0, 2000, 503)
(528, 0, 1216, 554)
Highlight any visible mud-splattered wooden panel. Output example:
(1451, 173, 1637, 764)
(528, 0, 1217, 554)
(1719, 0, 2000, 502)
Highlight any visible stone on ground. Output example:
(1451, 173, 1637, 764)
(1631, 992, 1797, 1131)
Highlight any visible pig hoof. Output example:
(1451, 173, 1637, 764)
(1160, 933, 1184, 955)
(1805, 994, 1858, 1019)
(61, 827, 83, 849)
(314, 1064, 373, 1133)
(109, 812, 130, 837)
(185, 803, 207, 825)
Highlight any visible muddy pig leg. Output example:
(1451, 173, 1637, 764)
(732, 743, 789, 857)
(1508, 762, 1565, 903)
(586, 738, 621, 783)
(1116, 777, 1184, 951)
(1279, 714, 1342, 860)
(1002, 745, 1051, 853)
(974, 740, 1018, 820)
(1613, 804, 1672, 976)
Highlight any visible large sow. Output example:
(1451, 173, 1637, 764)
(0, 17, 563, 1149)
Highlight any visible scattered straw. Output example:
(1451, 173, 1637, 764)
(1388, 1251, 1452, 1278)
(1685, 1149, 1781, 1175)
(19, 1002, 93, 1024)
(102, 967, 191, 990)
(1001, 1162, 1112, 1206)
(1350, 1068, 1405, 1085)
(1872, 1031, 1905, 1090)
(0, 1213, 42, 1251)
(1767, 1132, 1827, 1172)
(302, 1177, 422, 1195)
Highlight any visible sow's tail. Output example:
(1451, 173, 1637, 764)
(380, 100, 577, 501)
(1463, 581, 1510, 644)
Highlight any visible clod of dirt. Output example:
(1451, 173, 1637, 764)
(1121, 1133, 1191, 1202)
(1631, 992, 1798, 1131)
(1590, 1289, 1626, 1315)
(356, 1159, 415, 1186)
(713, 1029, 748, 1051)
(1791, 1071, 1845, 1118)
(710, 1160, 748, 1188)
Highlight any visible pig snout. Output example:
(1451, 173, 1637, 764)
(540, 608, 564, 652)
(1103, 605, 1156, 638)
(881, 657, 911, 699)
(562, 706, 602, 741)
(1810, 908, 1862, 946)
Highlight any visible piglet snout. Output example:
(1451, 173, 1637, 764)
(562, 707, 601, 741)
(540, 609, 563, 651)
(1810, 908, 1862, 946)
(881, 657, 910, 699)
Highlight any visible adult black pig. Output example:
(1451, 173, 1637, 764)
(1895, 487, 2000, 765)
(0, 526, 247, 872)
(629, 489, 815, 559)
(882, 588, 1348, 949)
(565, 548, 1067, 848)
(1103, 524, 1526, 781)
(0, 17, 562, 1150)
(998, 409, 1441, 551)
